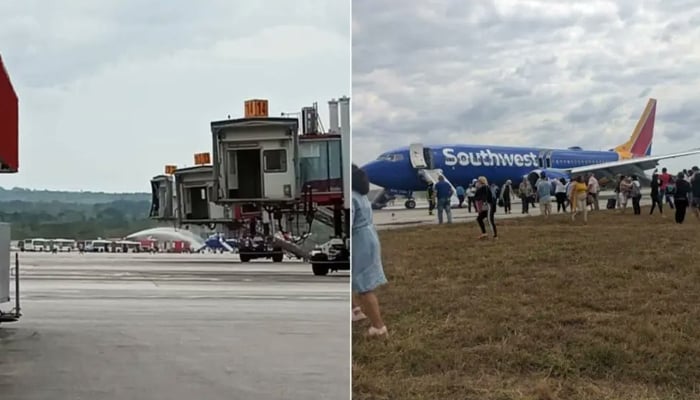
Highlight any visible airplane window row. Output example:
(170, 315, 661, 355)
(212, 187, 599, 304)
(555, 159, 606, 166)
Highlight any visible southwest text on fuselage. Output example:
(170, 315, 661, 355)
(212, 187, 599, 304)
(442, 148, 538, 168)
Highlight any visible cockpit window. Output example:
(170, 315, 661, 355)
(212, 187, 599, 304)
(376, 153, 404, 162)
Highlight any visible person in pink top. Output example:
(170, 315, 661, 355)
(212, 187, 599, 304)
(659, 167, 672, 190)
(658, 167, 675, 209)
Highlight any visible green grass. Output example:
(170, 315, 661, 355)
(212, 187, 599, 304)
(353, 207, 700, 400)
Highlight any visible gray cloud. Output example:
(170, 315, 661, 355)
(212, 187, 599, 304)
(353, 0, 700, 172)
(0, 0, 350, 191)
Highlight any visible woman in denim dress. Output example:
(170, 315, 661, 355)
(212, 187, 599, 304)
(351, 164, 388, 338)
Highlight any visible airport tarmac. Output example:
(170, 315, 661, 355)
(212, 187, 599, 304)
(0, 252, 350, 400)
(374, 190, 654, 230)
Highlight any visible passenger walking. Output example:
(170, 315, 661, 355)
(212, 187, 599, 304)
(691, 166, 700, 220)
(351, 164, 388, 338)
(466, 182, 476, 213)
(649, 171, 663, 215)
(570, 175, 588, 223)
(618, 176, 632, 212)
(455, 185, 465, 208)
(475, 176, 497, 239)
(427, 183, 436, 215)
(587, 173, 600, 211)
(614, 174, 622, 209)
(536, 173, 552, 217)
(666, 178, 677, 208)
(489, 183, 499, 224)
(434, 175, 453, 224)
(500, 180, 513, 214)
(519, 178, 533, 214)
(630, 175, 642, 215)
(673, 172, 692, 224)
(565, 179, 573, 209)
(659, 168, 675, 209)
(554, 178, 567, 212)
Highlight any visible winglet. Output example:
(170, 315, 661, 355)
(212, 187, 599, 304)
(614, 98, 656, 158)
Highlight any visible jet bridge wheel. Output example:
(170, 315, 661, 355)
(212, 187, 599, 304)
(272, 249, 283, 263)
(310, 253, 330, 276)
(404, 199, 416, 209)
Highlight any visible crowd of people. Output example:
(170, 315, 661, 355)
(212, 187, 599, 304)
(427, 165, 700, 234)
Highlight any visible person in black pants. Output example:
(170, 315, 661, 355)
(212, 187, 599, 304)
(649, 171, 663, 215)
(500, 180, 513, 214)
(475, 176, 497, 239)
(673, 172, 692, 223)
(631, 175, 642, 215)
(427, 183, 435, 215)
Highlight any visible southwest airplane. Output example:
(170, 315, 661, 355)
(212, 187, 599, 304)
(362, 98, 700, 209)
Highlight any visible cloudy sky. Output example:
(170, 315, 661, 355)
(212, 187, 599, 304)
(0, 0, 350, 192)
(352, 0, 700, 174)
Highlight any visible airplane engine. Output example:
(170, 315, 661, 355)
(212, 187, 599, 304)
(525, 168, 569, 187)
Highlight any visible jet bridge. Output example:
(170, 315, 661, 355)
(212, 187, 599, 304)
(211, 102, 300, 204)
(145, 97, 350, 274)
(173, 155, 228, 227)
(149, 167, 176, 221)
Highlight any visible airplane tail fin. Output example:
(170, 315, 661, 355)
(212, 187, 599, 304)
(614, 98, 656, 157)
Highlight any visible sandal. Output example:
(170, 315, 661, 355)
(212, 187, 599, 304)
(352, 307, 367, 322)
(366, 326, 388, 338)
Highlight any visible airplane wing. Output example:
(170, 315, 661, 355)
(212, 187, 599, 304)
(568, 148, 700, 178)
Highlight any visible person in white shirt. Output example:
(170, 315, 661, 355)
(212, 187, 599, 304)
(466, 183, 476, 213)
(587, 173, 600, 211)
(554, 178, 568, 212)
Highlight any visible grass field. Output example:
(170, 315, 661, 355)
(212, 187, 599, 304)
(352, 207, 700, 400)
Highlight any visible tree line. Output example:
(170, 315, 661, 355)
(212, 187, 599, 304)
(0, 197, 156, 240)
(0, 187, 150, 204)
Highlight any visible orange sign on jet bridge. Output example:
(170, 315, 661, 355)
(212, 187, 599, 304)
(194, 152, 211, 165)
(0, 55, 18, 173)
(244, 99, 269, 118)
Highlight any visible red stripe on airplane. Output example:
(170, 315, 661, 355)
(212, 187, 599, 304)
(630, 103, 655, 156)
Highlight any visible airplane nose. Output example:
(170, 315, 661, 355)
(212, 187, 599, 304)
(361, 161, 382, 185)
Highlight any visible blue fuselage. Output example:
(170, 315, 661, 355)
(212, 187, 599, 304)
(362, 144, 621, 191)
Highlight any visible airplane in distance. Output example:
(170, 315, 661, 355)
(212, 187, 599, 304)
(361, 98, 700, 209)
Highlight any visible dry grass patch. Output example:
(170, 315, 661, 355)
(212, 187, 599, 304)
(353, 208, 700, 400)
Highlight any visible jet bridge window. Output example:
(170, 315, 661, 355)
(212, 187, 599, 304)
(299, 140, 343, 192)
(263, 149, 287, 173)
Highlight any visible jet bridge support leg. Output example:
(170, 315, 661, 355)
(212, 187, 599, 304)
(0, 226, 21, 324)
(308, 202, 350, 276)
(237, 207, 284, 263)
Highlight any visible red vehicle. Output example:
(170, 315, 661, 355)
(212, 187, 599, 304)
(171, 240, 191, 253)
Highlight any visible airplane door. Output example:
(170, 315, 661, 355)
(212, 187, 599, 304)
(545, 150, 553, 168)
(538, 150, 546, 168)
(409, 143, 428, 169)
(423, 147, 434, 169)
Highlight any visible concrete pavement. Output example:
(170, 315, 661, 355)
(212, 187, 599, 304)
(0, 252, 350, 400)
